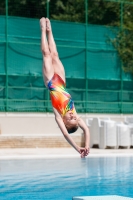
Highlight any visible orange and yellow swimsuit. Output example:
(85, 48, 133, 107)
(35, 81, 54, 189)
(47, 73, 76, 117)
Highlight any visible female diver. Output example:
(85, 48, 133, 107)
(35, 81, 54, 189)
(40, 18, 90, 158)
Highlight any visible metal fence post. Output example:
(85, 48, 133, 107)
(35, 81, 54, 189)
(85, 0, 88, 112)
(120, 2, 123, 113)
(5, 0, 8, 111)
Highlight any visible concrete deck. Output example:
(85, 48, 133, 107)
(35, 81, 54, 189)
(0, 148, 132, 159)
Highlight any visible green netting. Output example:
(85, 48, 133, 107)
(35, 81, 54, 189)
(0, 43, 6, 74)
(8, 43, 42, 76)
(88, 80, 121, 90)
(7, 100, 48, 112)
(86, 102, 121, 113)
(0, 14, 133, 113)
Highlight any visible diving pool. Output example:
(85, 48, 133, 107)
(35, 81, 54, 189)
(0, 156, 133, 200)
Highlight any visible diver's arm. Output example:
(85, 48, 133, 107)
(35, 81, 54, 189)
(53, 108, 82, 154)
(78, 117, 90, 154)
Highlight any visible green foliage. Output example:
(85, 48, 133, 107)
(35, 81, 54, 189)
(0, 1, 5, 15)
(112, 29, 133, 73)
(111, 3, 133, 73)
(50, 0, 85, 22)
(7, 0, 47, 18)
(50, 0, 120, 25)
(88, 0, 120, 25)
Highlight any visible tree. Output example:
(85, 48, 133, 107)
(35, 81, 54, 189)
(111, 2, 133, 73)
(0, 0, 6, 15)
(50, 0, 120, 25)
(50, 0, 85, 22)
(7, 0, 47, 18)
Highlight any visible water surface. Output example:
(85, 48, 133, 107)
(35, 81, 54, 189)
(0, 157, 133, 200)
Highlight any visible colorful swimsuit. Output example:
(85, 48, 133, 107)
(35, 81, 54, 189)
(47, 73, 76, 117)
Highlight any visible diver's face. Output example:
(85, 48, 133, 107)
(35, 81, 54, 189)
(63, 111, 79, 127)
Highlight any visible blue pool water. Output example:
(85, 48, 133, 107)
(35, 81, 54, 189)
(0, 156, 133, 200)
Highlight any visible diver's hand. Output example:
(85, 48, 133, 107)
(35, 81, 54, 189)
(84, 147, 90, 156)
(78, 147, 90, 158)
(78, 147, 86, 158)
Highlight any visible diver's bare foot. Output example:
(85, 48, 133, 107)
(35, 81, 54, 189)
(40, 17, 46, 31)
(46, 18, 52, 32)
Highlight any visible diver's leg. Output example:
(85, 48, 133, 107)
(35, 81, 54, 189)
(40, 17, 54, 86)
(46, 18, 65, 83)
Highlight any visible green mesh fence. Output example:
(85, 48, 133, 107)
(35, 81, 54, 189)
(0, 0, 133, 113)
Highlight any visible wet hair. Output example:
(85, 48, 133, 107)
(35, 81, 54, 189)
(66, 125, 78, 134)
